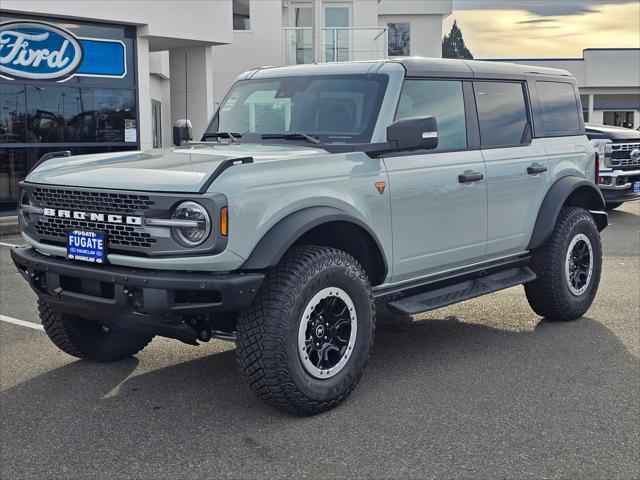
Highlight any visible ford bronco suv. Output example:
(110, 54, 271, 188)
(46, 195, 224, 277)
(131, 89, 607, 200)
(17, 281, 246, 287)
(586, 123, 640, 210)
(11, 58, 607, 415)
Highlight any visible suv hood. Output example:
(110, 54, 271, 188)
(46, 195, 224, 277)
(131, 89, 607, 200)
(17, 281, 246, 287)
(26, 143, 326, 192)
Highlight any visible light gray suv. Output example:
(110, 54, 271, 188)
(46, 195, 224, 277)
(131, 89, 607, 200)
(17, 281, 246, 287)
(12, 58, 608, 415)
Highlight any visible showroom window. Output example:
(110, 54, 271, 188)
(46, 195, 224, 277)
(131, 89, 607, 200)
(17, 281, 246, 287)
(233, 0, 251, 30)
(0, 14, 139, 213)
(474, 81, 529, 148)
(396, 80, 467, 151)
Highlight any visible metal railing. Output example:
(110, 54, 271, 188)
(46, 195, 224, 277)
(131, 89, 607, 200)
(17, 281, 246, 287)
(283, 27, 388, 65)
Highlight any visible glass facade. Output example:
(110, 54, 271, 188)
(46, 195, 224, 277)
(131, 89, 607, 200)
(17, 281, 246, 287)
(0, 14, 138, 214)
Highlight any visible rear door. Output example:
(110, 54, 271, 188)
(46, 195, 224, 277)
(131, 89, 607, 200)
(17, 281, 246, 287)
(476, 81, 550, 256)
(530, 80, 591, 184)
(385, 79, 488, 283)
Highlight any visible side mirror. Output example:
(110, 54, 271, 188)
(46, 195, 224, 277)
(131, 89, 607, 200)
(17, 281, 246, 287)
(387, 116, 438, 152)
(173, 119, 193, 146)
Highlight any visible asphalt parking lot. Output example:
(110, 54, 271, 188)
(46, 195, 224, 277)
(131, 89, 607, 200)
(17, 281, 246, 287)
(1, 203, 638, 480)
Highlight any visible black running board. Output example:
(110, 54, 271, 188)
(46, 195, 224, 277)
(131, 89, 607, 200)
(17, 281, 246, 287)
(386, 267, 536, 315)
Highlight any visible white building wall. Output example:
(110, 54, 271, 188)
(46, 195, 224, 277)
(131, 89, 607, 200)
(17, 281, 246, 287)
(1, 0, 233, 49)
(211, 0, 284, 105)
(149, 52, 173, 148)
(379, 14, 444, 58)
(136, 36, 153, 151)
(169, 46, 216, 141)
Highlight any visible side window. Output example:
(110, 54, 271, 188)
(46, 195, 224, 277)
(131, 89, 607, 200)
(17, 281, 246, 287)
(535, 81, 582, 135)
(396, 79, 467, 151)
(474, 82, 529, 147)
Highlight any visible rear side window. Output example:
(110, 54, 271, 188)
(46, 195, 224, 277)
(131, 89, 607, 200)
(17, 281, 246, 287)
(534, 81, 582, 136)
(474, 82, 529, 148)
(396, 79, 467, 151)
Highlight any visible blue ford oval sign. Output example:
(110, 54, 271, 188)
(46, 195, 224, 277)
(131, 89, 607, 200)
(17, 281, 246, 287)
(0, 21, 83, 80)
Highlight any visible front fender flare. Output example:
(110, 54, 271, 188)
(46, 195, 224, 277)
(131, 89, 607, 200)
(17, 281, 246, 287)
(528, 176, 606, 250)
(240, 206, 388, 275)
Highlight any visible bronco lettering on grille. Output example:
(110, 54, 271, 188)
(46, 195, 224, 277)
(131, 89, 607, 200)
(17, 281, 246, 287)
(43, 208, 142, 226)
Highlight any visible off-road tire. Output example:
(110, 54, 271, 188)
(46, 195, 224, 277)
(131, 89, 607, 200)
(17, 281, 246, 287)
(605, 202, 623, 211)
(39, 299, 153, 362)
(525, 207, 602, 321)
(236, 246, 375, 416)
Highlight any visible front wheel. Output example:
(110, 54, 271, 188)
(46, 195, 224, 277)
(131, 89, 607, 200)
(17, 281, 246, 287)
(525, 207, 602, 321)
(39, 300, 153, 362)
(236, 246, 375, 415)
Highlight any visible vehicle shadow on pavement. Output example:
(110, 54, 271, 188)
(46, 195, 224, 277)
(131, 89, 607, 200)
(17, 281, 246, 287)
(2, 316, 639, 479)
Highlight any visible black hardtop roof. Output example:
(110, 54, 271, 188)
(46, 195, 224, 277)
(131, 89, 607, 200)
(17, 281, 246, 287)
(391, 57, 574, 81)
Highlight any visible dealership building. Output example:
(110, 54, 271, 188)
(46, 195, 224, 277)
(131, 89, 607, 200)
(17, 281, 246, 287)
(2, 1, 638, 221)
(0, 0, 452, 215)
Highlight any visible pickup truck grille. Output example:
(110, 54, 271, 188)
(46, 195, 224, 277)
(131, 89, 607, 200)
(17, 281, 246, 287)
(611, 143, 640, 169)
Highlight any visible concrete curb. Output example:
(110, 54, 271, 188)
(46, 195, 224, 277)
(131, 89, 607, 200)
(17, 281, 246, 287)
(0, 216, 20, 236)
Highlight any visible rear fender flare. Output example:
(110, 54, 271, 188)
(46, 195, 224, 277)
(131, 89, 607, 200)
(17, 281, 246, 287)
(528, 176, 606, 249)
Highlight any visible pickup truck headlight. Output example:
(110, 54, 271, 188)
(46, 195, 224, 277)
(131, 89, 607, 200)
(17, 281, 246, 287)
(603, 143, 613, 168)
(171, 201, 211, 247)
(18, 190, 33, 228)
(590, 139, 613, 169)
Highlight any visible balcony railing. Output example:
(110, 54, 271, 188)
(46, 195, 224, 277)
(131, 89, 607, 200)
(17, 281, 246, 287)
(283, 27, 388, 65)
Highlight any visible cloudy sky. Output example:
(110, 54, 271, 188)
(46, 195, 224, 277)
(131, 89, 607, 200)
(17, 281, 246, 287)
(444, 0, 640, 58)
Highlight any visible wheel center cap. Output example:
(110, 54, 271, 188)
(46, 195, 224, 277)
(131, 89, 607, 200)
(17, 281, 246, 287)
(315, 324, 325, 338)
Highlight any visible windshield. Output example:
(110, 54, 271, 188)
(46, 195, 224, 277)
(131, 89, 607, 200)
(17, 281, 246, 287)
(205, 74, 388, 144)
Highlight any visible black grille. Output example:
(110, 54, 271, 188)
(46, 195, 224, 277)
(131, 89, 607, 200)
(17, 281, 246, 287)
(32, 187, 155, 215)
(35, 216, 157, 249)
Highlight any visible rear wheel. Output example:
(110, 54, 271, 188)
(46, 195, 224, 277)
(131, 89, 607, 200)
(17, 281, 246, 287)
(236, 246, 375, 416)
(525, 207, 602, 321)
(605, 202, 623, 211)
(39, 300, 153, 362)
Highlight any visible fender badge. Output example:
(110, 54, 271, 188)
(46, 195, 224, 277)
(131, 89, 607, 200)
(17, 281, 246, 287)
(375, 182, 386, 194)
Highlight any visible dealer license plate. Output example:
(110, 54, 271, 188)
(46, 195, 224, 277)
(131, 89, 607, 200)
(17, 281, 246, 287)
(67, 229, 106, 264)
(633, 181, 640, 193)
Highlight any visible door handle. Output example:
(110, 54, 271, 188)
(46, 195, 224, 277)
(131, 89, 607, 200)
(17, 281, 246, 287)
(458, 171, 484, 183)
(527, 164, 548, 174)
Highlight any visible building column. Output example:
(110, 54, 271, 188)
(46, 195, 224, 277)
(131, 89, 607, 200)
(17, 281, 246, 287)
(169, 46, 215, 141)
(634, 110, 640, 129)
(588, 94, 594, 124)
(136, 33, 153, 151)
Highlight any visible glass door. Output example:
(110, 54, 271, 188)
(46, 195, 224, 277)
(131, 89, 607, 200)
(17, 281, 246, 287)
(324, 5, 350, 62)
(152, 100, 162, 148)
(288, 3, 313, 64)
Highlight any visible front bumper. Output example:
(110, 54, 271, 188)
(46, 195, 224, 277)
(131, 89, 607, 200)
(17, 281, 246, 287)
(598, 168, 640, 204)
(11, 246, 264, 344)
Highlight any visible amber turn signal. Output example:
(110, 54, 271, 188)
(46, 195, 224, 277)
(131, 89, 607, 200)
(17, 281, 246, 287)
(220, 207, 228, 236)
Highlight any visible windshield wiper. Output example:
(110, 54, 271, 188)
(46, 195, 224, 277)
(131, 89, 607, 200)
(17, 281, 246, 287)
(202, 132, 241, 143)
(261, 133, 322, 145)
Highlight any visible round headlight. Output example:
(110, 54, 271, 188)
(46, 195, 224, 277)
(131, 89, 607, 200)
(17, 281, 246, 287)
(171, 201, 211, 247)
(18, 190, 32, 228)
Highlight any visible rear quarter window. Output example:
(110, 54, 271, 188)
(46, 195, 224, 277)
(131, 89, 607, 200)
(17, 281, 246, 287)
(534, 81, 583, 136)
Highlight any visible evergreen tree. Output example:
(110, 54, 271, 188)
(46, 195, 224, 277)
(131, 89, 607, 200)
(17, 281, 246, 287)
(442, 20, 474, 59)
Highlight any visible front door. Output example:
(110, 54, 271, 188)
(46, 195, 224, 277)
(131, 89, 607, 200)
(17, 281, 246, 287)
(386, 79, 488, 283)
